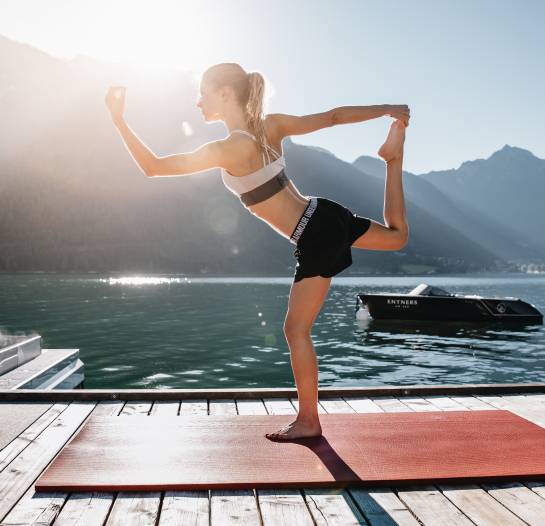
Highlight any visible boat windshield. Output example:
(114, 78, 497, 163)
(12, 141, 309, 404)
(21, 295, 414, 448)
(408, 283, 452, 296)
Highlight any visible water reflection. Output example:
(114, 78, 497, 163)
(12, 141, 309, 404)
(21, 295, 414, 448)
(1, 273, 544, 388)
(343, 317, 545, 386)
(358, 317, 542, 342)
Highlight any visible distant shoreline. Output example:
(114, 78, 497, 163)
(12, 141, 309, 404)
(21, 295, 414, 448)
(1, 271, 544, 277)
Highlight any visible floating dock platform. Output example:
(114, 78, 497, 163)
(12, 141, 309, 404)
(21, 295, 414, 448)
(1, 383, 545, 524)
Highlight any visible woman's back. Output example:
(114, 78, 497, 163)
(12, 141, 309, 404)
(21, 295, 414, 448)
(225, 129, 284, 172)
(220, 129, 288, 198)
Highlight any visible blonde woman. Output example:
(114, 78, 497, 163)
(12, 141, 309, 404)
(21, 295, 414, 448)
(105, 62, 410, 441)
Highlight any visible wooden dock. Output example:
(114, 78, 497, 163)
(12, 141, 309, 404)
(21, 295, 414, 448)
(1, 383, 545, 525)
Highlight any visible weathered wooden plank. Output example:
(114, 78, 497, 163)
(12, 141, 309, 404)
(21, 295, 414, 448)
(209, 399, 237, 415)
(317, 397, 357, 413)
(0, 401, 123, 525)
(438, 483, 527, 526)
(342, 397, 384, 413)
(90, 401, 126, 417)
(210, 489, 261, 525)
(446, 395, 496, 410)
(262, 398, 297, 415)
(396, 396, 438, 412)
(521, 392, 545, 403)
(0, 402, 96, 522)
(150, 400, 180, 416)
(348, 487, 421, 526)
(51, 492, 115, 526)
(0, 403, 70, 472)
(234, 399, 268, 415)
(296, 398, 328, 414)
(304, 489, 368, 525)
(396, 486, 475, 525)
(421, 395, 469, 411)
(257, 489, 315, 525)
(475, 394, 545, 428)
(0, 490, 66, 526)
(180, 399, 208, 415)
(525, 480, 545, 500)
(119, 400, 152, 416)
(105, 493, 161, 526)
(369, 397, 412, 412)
(501, 394, 545, 414)
(480, 481, 545, 526)
(160, 491, 209, 525)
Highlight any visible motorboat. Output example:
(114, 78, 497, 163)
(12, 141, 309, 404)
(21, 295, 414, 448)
(355, 283, 543, 324)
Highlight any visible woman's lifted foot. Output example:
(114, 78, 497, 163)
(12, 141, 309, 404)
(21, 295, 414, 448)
(265, 417, 322, 440)
(378, 119, 406, 162)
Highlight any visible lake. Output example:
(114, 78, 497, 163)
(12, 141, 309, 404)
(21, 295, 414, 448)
(1, 273, 544, 389)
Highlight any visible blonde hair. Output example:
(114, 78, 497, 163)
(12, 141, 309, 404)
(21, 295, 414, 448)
(202, 63, 275, 161)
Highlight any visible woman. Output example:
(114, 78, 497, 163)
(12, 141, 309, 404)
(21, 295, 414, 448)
(105, 62, 410, 441)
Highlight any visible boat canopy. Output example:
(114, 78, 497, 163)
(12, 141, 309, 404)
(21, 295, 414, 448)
(407, 283, 453, 297)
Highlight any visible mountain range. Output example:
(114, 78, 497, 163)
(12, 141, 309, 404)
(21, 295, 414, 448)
(1, 34, 543, 276)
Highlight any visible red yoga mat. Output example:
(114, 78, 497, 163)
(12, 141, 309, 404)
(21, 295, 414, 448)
(35, 410, 545, 491)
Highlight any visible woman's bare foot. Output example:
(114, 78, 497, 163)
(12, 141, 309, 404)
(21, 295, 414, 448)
(265, 417, 322, 440)
(378, 119, 406, 162)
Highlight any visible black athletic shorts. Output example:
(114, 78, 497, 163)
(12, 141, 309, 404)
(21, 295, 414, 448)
(289, 196, 372, 282)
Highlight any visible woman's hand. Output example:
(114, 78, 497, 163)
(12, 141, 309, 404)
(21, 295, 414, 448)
(105, 86, 126, 124)
(386, 104, 410, 127)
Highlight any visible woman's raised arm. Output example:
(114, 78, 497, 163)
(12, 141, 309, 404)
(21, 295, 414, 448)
(105, 86, 157, 177)
(112, 118, 157, 177)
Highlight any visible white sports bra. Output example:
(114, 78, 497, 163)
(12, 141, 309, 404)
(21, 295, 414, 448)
(221, 129, 290, 206)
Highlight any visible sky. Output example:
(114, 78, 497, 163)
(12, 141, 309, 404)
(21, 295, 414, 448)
(1, 0, 544, 174)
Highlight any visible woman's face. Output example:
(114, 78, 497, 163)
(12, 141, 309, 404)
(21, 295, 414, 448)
(196, 80, 222, 122)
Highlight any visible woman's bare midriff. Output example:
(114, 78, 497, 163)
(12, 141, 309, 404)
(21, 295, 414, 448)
(246, 186, 310, 242)
(228, 123, 312, 242)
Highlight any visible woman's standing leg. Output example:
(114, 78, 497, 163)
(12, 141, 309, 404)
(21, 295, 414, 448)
(265, 275, 332, 440)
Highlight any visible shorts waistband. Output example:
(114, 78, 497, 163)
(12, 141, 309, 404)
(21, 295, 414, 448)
(289, 197, 318, 245)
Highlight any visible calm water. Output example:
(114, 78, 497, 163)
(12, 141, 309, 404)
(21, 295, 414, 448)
(1, 273, 544, 389)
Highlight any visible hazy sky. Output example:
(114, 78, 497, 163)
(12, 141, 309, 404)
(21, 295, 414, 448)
(1, 0, 544, 174)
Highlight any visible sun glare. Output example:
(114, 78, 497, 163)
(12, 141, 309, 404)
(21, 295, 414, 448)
(107, 276, 192, 286)
(86, 1, 222, 73)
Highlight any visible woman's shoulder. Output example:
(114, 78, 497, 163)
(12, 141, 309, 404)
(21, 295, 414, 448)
(264, 114, 282, 139)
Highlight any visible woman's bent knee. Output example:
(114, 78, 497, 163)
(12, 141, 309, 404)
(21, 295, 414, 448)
(283, 321, 312, 341)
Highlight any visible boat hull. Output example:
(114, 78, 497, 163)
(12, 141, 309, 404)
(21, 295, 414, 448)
(357, 294, 543, 323)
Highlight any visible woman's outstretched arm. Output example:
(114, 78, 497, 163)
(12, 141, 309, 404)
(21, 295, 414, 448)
(105, 86, 156, 177)
(105, 86, 227, 178)
(112, 117, 157, 177)
(333, 105, 410, 127)
(271, 104, 410, 139)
